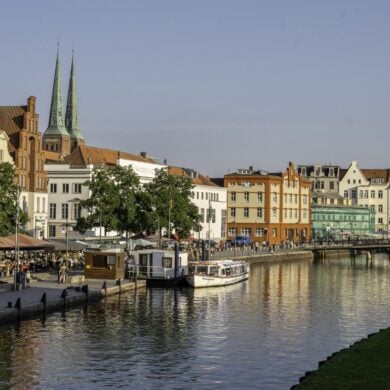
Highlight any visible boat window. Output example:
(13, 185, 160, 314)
(209, 266, 218, 275)
(162, 257, 173, 268)
(196, 266, 208, 274)
(226, 268, 231, 276)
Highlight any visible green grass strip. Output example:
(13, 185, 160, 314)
(297, 328, 390, 389)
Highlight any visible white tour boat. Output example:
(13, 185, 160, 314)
(186, 259, 249, 288)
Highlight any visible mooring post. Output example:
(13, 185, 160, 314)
(82, 284, 89, 305)
(61, 288, 68, 310)
(41, 292, 47, 315)
(15, 298, 21, 321)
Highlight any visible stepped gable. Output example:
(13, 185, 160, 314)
(168, 166, 217, 186)
(65, 144, 157, 166)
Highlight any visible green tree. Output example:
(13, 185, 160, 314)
(0, 162, 28, 236)
(145, 169, 201, 241)
(75, 165, 140, 240)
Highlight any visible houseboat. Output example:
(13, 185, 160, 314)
(186, 259, 249, 288)
(133, 249, 189, 286)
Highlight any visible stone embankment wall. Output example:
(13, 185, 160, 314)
(237, 251, 314, 265)
(0, 280, 145, 325)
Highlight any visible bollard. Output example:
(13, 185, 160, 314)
(61, 289, 67, 310)
(102, 281, 107, 296)
(41, 292, 47, 315)
(82, 284, 89, 305)
(15, 298, 21, 321)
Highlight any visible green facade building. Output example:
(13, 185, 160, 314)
(312, 205, 375, 241)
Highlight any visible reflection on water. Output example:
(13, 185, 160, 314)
(1, 254, 390, 389)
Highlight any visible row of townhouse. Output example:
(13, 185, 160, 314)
(1, 53, 389, 244)
(2, 97, 388, 244)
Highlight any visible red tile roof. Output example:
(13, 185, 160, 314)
(0, 105, 26, 152)
(168, 166, 217, 186)
(65, 144, 158, 166)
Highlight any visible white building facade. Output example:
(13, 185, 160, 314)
(339, 161, 390, 234)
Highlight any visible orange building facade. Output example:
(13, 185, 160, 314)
(224, 162, 311, 245)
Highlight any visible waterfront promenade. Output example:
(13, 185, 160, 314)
(0, 273, 145, 325)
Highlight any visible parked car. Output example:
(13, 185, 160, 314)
(230, 236, 251, 246)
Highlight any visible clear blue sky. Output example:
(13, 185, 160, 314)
(1, 1, 389, 176)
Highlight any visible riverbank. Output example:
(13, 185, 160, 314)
(0, 273, 146, 325)
(292, 327, 390, 389)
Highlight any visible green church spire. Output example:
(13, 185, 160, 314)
(45, 49, 69, 136)
(65, 52, 84, 141)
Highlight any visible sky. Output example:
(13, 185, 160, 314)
(1, 1, 390, 177)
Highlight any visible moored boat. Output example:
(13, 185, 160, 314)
(186, 259, 249, 288)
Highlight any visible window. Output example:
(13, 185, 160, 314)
(371, 190, 375, 198)
(378, 217, 383, 224)
(207, 208, 216, 223)
(73, 203, 81, 219)
(351, 189, 357, 199)
(257, 208, 263, 218)
(230, 192, 236, 202)
(228, 227, 237, 236)
(49, 225, 56, 238)
(378, 190, 383, 199)
(0, 150, 3, 161)
(244, 192, 249, 202)
(50, 183, 57, 193)
(272, 228, 277, 237)
(364, 190, 368, 198)
(243, 208, 249, 218)
(61, 203, 69, 219)
(255, 228, 264, 236)
(241, 227, 251, 237)
(49, 203, 56, 219)
(199, 208, 205, 223)
(73, 183, 82, 193)
(162, 257, 173, 268)
(272, 193, 277, 202)
(329, 181, 334, 190)
(344, 190, 348, 198)
(272, 208, 277, 218)
(257, 192, 263, 202)
(37, 197, 40, 213)
(62, 183, 69, 193)
(230, 208, 236, 218)
(378, 205, 383, 213)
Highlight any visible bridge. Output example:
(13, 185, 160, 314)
(308, 239, 390, 260)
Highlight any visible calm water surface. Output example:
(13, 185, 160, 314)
(1, 254, 390, 389)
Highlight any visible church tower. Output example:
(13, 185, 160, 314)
(42, 49, 71, 156)
(65, 52, 85, 151)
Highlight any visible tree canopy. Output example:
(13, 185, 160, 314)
(0, 162, 29, 236)
(75, 166, 201, 241)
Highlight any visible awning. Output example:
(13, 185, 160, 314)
(0, 234, 55, 250)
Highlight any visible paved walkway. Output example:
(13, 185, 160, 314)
(0, 273, 142, 324)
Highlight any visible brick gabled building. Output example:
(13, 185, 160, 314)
(0, 96, 48, 237)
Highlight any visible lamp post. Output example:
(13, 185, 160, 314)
(14, 188, 20, 290)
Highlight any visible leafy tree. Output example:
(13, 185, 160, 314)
(145, 169, 201, 240)
(0, 162, 28, 236)
(75, 165, 140, 241)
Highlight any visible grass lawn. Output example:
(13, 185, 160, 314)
(297, 328, 390, 389)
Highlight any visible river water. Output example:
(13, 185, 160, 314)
(1, 254, 390, 389)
